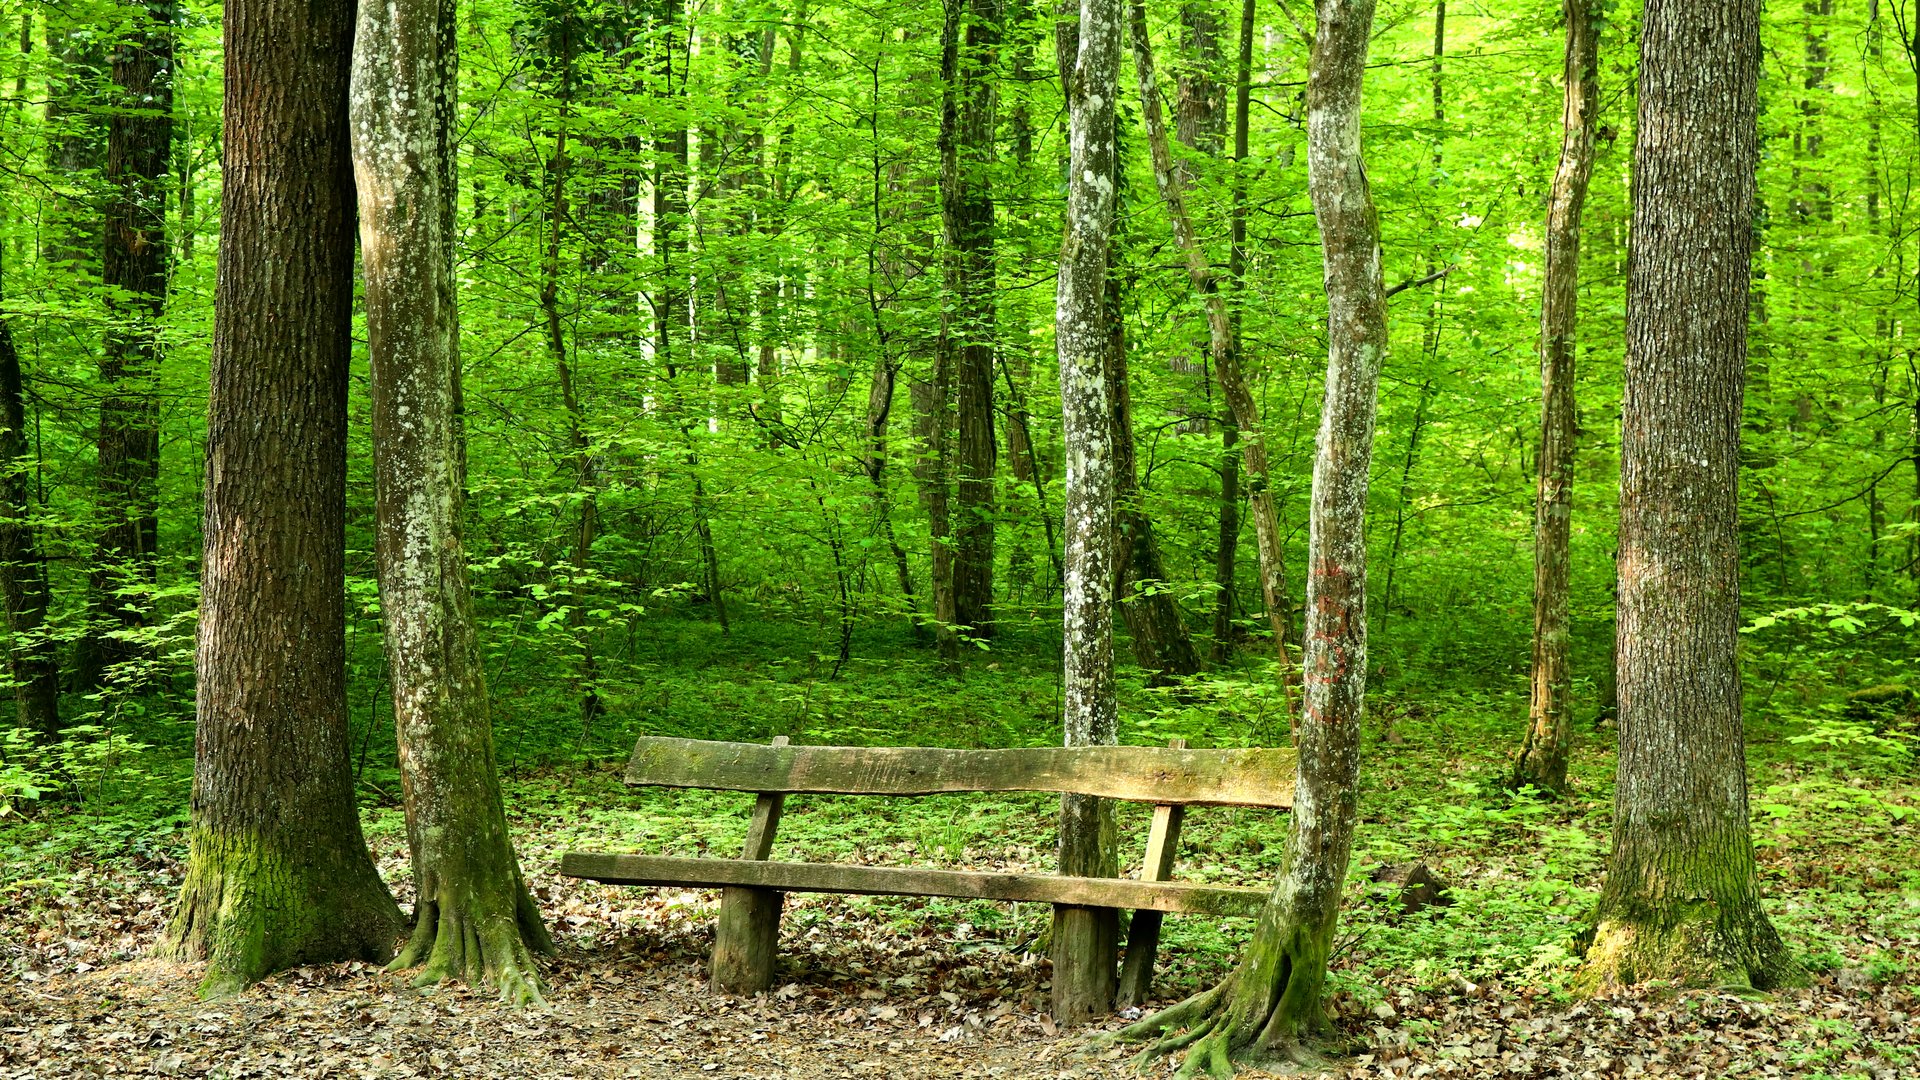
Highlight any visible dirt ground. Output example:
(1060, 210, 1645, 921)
(4, 869, 1915, 1080)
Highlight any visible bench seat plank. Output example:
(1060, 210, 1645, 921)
(561, 853, 1271, 918)
(623, 738, 1296, 809)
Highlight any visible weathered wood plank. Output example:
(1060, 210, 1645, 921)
(560, 853, 1269, 918)
(622, 738, 1296, 808)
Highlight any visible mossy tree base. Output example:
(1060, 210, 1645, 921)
(1575, 909, 1798, 996)
(1115, 916, 1335, 1078)
(390, 874, 555, 1006)
(162, 830, 402, 1000)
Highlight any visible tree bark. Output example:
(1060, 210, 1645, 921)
(864, 351, 926, 637)
(351, 0, 554, 1004)
(162, 0, 402, 995)
(1128, 1, 1295, 697)
(1513, 0, 1599, 796)
(1576, 0, 1793, 994)
(1122, 0, 1386, 1070)
(1051, 0, 1122, 1025)
(539, 17, 603, 735)
(652, 0, 727, 633)
(941, 0, 1000, 642)
(1107, 159, 1201, 684)
(0, 260, 59, 740)
(43, 15, 102, 268)
(1210, 0, 1253, 665)
(79, 0, 175, 691)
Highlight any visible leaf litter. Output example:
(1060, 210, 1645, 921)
(4, 819, 1916, 1080)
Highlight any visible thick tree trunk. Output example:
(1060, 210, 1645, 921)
(1129, 2, 1294, 696)
(163, 0, 402, 995)
(351, 0, 554, 1004)
(1051, 0, 1122, 1026)
(1577, 0, 1793, 994)
(1123, 0, 1385, 1070)
(79, 0, 174, 691)
(1513, 0, 1599, 796)
(940, 0, 1000, 641)
(0, 270, 59, 740)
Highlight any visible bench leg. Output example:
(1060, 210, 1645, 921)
(712, 886, 783, 995)
(1115, 910, 1166, 1008)
(1050, 904, 1117, 1024)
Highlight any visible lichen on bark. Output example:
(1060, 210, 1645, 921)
(351, 0, 554, 1005)
(1118, 0, 1387, 1072)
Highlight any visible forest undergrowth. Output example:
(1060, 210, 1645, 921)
(2, 616, 1916, 1078)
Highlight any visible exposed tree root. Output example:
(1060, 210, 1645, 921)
(1112, 936, 1342, 1078)
(390, 880, 554, 1006)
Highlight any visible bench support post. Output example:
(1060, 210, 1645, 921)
(1052, 790, 1118, 1024)
(1117, 739, 1188, 1008)
(711, 737, 787, 995)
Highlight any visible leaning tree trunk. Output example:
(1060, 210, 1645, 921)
(1576, 0, 1794, 994)
(0, 263, 60, 740)
(79, 0, 174, 691)
(1129, 1, 1294, 698)
(351, 0, 554, 1005)
(1122, 0, 1386, 1072)
(1513, 0, 1599, 796)
(162, 0, 403, 995)
(1051, 0, 1122, 1026)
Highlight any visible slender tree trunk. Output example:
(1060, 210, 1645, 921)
(1129, 2, 1295, 699)
(43, 16, 101, 268)
(864, 351, 926, 638)
(1167, 0, 1223, 430)
(80, 0, 175, 690)
(1107, 144, 1201, 683)
(941, 0, 1000, 641)
(162, 0, 402, 994)
(351, 0, 554, 1003)
(0, 263, 59, 740)
(1051, 0, 1122, 1025)
(541, 22, 602, 733)
(652, 0, 727, 633)
(1576, 0, 1794, 994)
(1110, 267, 1202, 684)
(1514, 0, 1599, 796)
(923, 2, 962, 665)
(1123, 0, 1386, 1069)
(1377, 377, 1433, 629)
(1211, 0, 1253, 665)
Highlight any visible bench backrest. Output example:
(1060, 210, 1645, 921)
(623, 737, 1295, 809)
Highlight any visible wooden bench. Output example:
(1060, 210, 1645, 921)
(560, 735, 1296, 1018)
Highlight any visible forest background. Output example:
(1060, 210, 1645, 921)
(1, 0, 1918, 1071)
